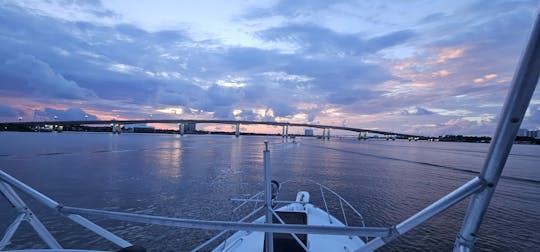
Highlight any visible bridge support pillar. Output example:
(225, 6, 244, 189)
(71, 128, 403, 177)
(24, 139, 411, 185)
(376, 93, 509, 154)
(54, 125, 63, 133)
(179, 123, 185, 136)
(282, 126, 285, 138)
(322, 128, 326, 140)
(385, 134, 396, 141)
(359, 132, 367, 140)
(112, 124, 121, 134)
(235, 123, 240, 137)
(326, 128, 330, 140)
(285, 125, 289, 139)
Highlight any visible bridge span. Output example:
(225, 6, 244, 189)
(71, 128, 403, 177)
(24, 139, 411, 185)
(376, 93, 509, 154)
(0, 119, 425, 139)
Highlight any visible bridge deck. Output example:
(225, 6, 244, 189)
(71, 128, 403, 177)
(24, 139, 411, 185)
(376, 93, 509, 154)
(0, 119, 424, 138)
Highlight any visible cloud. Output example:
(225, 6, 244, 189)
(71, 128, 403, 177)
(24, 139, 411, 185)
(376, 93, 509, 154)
(271, 103, 296, 117)
(212, 107, 234, 119)
(235, 109, 258, 121)
(155, 82, 205, 107)
(33, 107, 98, 121)
(0, 4, 189, 98)
(258, 24, 414, 55)
(0, 1, 538, 135)
(243, 0, 346, 19)
(524, 105, 540, 129)
(0, 3, 397, 123)
(205, 85, 244, 109)
(438, 117, 496, 136)
(0, 104, 23, 118)
(400, 106, 434, 116)
(0, 54, 96, 99)
(12, 0, 119, 24)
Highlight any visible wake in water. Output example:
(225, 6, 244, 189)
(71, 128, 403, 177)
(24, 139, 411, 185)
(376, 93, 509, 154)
(301, 142, 540, 185)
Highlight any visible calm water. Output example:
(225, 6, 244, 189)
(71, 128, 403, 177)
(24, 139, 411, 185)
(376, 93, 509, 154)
(0, 132, 539, 251)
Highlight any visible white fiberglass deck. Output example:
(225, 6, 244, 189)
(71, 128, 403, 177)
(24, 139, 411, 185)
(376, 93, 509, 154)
(213, 200, 365, 252)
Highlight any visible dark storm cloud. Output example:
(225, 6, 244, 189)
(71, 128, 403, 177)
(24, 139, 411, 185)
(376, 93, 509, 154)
(155, 81, 206, 107)
(0, 54, 95, 99)
(220, 46, 392, 96)
(0, 3, 188, 105)
(0, 2, 406, 122)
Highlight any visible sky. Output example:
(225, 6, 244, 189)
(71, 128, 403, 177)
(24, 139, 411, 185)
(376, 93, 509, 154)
(0, 0, 539, 136)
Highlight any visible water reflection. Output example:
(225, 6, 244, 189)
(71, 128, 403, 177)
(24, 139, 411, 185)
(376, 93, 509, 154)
(154, 137, 183, 179)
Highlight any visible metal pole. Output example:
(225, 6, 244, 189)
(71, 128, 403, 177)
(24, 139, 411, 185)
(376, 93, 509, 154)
(0, 182, 62, 249)
(0, 213, 25, 249)
(0, 170, 60, 209)
(319, 186, 333, 224)
(67, 214, 132, 248)
(1, 171, 130, 249)
(454, 8, 540, 252)
(230, 198, 304, 204)
(271, 209, 308, 252)
(60, 206, 390, 237)
(264, 141, 274, 252)
(190, 206, 264, 252)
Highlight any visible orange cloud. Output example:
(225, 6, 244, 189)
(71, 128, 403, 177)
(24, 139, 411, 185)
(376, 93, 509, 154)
(432, 69, 450, 78)
(473, 73, 499, 84)
(437, 48, 465, 63)
(474, 78, 485, 84)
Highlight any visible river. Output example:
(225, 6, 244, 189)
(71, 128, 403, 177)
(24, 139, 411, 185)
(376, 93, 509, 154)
(0, 132, 538, 251)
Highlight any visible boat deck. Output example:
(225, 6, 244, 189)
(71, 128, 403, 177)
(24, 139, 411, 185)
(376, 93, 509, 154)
(213, 202, 365, 252)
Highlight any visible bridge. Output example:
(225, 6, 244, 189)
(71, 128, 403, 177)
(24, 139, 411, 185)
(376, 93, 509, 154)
(0, 119, 425, 139)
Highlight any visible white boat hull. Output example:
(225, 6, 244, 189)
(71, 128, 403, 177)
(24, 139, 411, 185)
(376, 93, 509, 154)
(213, 200, 365, 252)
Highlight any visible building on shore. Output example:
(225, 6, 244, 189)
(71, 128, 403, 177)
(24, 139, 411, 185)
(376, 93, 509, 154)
(184, 122, 197, 133)
(518, 128, 540, 138)
(517, 128, 529, 136)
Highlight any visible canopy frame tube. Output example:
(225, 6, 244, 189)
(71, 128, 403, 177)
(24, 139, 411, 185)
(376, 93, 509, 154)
(453, 7, 540, 252)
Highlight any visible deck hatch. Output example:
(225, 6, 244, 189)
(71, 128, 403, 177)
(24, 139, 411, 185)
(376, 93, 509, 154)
(264, 211, 308, 252)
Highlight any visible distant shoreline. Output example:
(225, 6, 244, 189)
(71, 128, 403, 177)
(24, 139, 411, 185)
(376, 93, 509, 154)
(1, 127, 539, 145)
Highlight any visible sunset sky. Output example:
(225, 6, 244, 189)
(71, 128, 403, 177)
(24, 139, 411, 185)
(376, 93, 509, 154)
(0, 0, 539, 136)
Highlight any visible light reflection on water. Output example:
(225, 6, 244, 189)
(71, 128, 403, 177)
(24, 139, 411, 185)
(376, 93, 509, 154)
(0, 132, 538, 251)
(153, 137, 183, 179)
